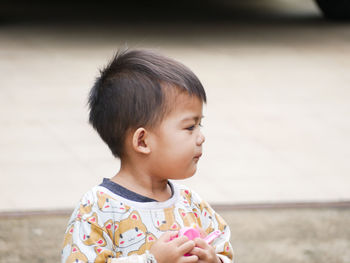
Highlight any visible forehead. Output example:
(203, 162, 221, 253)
(148, 92, 203, 136)
(164, 92, 204, 122)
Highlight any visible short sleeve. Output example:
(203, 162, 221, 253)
(61, 190, 116, 263)
(189, 189, 234, 262)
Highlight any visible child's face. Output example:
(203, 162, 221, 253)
(148, 92, 205, 180)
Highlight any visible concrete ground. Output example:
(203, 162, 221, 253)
(1, 1, 350, 263)
(1, 207, 350, 263)
(0, 0, 350, 211)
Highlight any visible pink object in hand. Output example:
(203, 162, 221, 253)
(179, 227, 201, 240)
(204, 230, 222, 244)
(173, 227, 222, 256)
(179, 227, 222, 244)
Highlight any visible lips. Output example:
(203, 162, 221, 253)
(194, 153, 202, 159)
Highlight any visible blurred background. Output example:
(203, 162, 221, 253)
(0, 0, 350, 262)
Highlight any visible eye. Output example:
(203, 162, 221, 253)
(186, 123, 203, 131)
(135, 227, 139, 232)
(120, 234, 123, 239)
(186, 125, 195, 131)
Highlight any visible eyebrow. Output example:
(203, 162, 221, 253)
(181, 115, 205, 122)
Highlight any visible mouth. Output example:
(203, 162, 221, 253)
(194, 153, 202, 159)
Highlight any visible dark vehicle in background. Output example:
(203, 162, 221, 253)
(315, 0, 350, 19)
(0, 0, 349, 21)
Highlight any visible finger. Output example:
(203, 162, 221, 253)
(189, 247, 206, 259)
(178, 240, 196, 254)
(159, 231, 179, 242)
(194, 238, 210, 249)
(172, 235, 189, 246)
(195, 226, 207, 239)
(181, 255, 198, 263)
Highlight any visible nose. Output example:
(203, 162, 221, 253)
(196, 130, 205, 146)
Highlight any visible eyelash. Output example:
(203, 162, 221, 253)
(187, 123, 203, 131)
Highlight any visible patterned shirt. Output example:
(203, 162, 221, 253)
(61, 180, 234, 263)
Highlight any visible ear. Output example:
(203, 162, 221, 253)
(132, 128, 151, 154)
(130, 211, 140, 221)
(71, 245, 79, 253)
(87, 213, 97, 224)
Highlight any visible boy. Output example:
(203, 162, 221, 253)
(61, 49, 234, 263)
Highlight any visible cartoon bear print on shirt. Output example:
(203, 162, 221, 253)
(94, 246, 116, 263)
(180, 189, 192, 208)
(76, 191, 95, 221)
(178, 208, 199, 227)
(151, 206, 180, 231)
(222, 241, 234, 259)
(129, 233, 157, 256)
(62, 225, 74, 248)
(103, 219, 115, 241)
(77, 201, 92, 221)
(65, 244, 88, 263)
(81, 212, 107, 247)
(198, 201, 215, 234)
(97, 191, 131, 213)
(192, 207, 202, 228)
(215, 213, 227, 232)
(114, 211, 149, 256)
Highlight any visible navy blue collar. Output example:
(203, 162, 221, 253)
(99, 178, 174, 202)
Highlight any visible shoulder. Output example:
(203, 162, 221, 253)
(69, 185, 133, 223)
(171, 181, 204, 207)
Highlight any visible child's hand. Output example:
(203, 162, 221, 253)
(190, 238, 221, 263)
(150, 231, 198, 263)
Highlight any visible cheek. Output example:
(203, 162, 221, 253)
(168, 147, 193, 165)
(160, 140, 189, 158)
(152, 136, 195, 174)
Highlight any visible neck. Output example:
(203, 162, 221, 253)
(111, 161, 171, 202)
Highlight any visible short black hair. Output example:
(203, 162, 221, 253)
(88, 49, 206, 159)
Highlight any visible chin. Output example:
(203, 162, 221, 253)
(167, 163, 197, 180)
(169, 171, 195, 180)
(182, 169, 197, 180)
